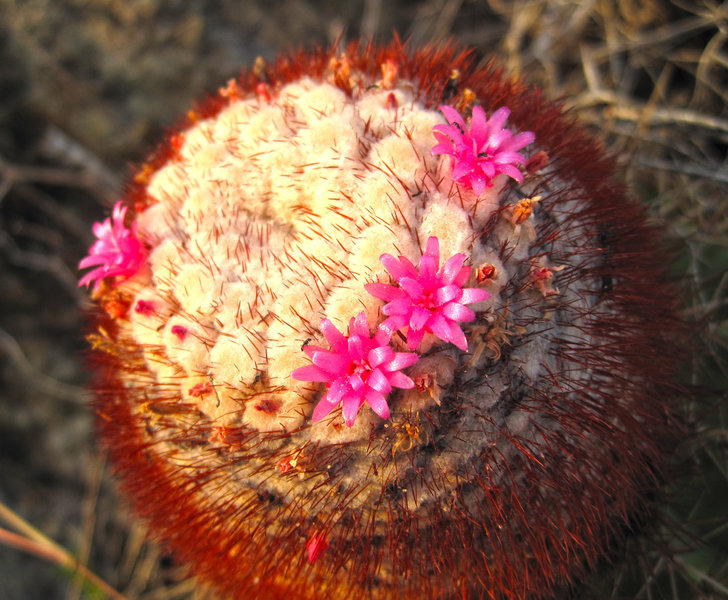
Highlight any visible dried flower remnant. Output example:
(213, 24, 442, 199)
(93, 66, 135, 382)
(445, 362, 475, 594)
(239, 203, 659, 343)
(188, 381, 212, 398)
(292, 313, 418, 427)
(365, 236, 489, 351)
(529, 259, 565, 297)
(80, 41, 688, 600)
(276, 454, 298, 474)
(78, 201, 146, 290)
(475, 263, 498, 283)
(306, 532, 329, 564)
(133, 299, 156, 316)
(507, 195, 541, 225)
(380, 59, 398, 89)
(432, 104, 535, 195)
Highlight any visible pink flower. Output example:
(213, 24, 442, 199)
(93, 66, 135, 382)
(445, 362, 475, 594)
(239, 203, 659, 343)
(431, 104, 535, 196)
(291, 313, 418, 427)
(365, 237, 489, 351)
(78, 201, 147, 290)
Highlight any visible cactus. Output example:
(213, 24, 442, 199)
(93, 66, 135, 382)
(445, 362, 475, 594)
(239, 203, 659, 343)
(81, 40, 687, 599)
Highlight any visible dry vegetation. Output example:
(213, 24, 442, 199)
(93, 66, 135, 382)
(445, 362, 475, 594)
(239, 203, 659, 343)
(0, 1, 726, 598)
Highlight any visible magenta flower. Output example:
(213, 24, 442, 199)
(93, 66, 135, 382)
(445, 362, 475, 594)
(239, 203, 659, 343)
(365, 237, 489, 352)
(291, 312, 418, 427)
(431, 105, 535, 196)
(78, 201, 147, 290)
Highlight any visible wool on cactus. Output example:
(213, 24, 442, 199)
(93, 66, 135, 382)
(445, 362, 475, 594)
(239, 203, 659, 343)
(81, 40, 687, 600)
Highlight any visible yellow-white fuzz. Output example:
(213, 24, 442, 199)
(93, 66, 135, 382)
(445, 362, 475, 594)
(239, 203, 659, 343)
(120, 75, 521, 434)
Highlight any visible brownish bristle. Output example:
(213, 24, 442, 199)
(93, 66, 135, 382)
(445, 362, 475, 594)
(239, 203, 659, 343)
(85, 39, 688, 600)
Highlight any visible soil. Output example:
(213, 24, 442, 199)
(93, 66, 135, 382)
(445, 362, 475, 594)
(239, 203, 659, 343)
(0, 1, 726, 599)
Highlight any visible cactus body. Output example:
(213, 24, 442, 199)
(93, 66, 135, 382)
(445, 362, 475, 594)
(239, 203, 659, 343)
(83, 41, 686, 599)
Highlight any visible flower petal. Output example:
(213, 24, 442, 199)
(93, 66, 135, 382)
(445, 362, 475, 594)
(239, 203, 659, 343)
(349, 372, 365, 392)
(452, 160, 475, 182)
(486, 129, 511, 152)
(497, 164, 525, 182)
(460, 288, 490, 304)
(431, 142, 455, 157)
(350, 312, 370, 338)
(373, 324, 395, 345)
(479, 160, 496, 180)
(383, 297, 413, 317)
(364, 388, 390, 420)
(302, 344, 327, 358)
(452, 266, 472, 287)
(367, 345, 394, 368)
(326, 377, 350, 405)
(342, 392, 365, 427)
(470, 173, 488, 196)
(78, 268, 106, 289)
(384, 352, 419, 372)
(429, 312, 454, 344)
(487, 107, 511, 133)
(468, 106, 489, 144)
(367, 368, 392, 396)
(448, 321, 469, 351)
(312, 397, 337, 422)
(378, 315, 407, 336)
(409, 306, 431, 332)
(439, 105, 466, 130)
(502, 131, 535, 152)
(365, 282, 403, 302)
(418, 254, 438, 281)
(387, 371, 415, 389)
(381, 254, 417, 281)
(435, 284, 462, 306)
(312, 350, 350, 376)
(292, 364, 331, 382)
(442, 302, 476, 323)
(78, 254, 108, 269)
(493, 151, 527, 165)
(399, 276, 424, 301)
(425, 236, 439, 260)
(406, 325, 427, 350)
(432, 129, 455, 143)
(347, 334, 367, 363)
(320, 319, 347, 353)
(433, 124, 463, 145)
(438, 250, 466, 283)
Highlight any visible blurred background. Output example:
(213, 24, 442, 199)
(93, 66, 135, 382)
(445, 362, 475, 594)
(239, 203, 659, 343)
(0, 1, 726, 598)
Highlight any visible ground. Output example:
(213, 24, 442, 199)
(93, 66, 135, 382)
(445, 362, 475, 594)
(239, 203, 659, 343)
(0, 1, 726, 599)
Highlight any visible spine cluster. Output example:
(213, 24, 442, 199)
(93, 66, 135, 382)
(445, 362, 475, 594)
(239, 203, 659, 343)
(82, 41, 686, 600)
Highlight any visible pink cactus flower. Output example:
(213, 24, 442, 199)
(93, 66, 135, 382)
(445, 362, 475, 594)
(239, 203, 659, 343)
(431, 104, 535, 195)
(365, 237, 489, 352)
(78, 201, 147, 290)
(291, 312, 418, 427)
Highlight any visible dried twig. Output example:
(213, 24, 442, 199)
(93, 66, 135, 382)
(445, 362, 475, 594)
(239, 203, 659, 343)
(0, 326, 87, 404)
(0, 501, 128, 600)
(67, 452, 106, 600)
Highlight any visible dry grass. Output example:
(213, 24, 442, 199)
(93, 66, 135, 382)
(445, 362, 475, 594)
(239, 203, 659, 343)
(0, 1, 726, 598)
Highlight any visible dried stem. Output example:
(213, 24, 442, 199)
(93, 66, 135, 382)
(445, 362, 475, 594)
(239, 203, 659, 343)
(0, 501, 128, 600)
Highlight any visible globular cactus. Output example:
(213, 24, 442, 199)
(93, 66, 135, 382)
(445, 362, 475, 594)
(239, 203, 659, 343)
(81, 40, 686, 599)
